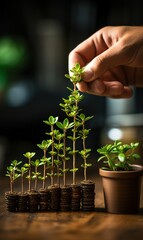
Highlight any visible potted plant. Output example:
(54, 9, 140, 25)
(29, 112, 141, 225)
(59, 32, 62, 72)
(43, 117, 62, 211)
(62, 63, 95, 211)
(17, 165, 29, 212)
(56, 118, 74, 211)
(78, 113, 95, 211)
(5, 160, 21, 212)
(23, 152, 40, 212)
(97, 140, 143, 214)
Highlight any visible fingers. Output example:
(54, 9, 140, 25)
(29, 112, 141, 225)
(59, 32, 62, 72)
(68, 51, 86, 72)
(77, 80, 133, 98)
(82, 42, 128, 82)
(68, 26, 135, 99)
(69, 39, 129, 86)
(68, 36, 97, 71)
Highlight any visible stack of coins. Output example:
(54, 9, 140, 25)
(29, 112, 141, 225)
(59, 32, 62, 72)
(80, 180, 95, 211)
(5, 192, 19, 212)
(28, 190, 40, 212)
(18, 193, 28, 212)
(39, 188, 50, 212)
(60, 186, 71, 211)
(71, 184, 81, 211)
(48, 185, 60, 211)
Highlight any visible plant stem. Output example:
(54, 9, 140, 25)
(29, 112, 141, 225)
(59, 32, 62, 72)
(35, 166, 38, 191)
(51, 125, 54, 186)
(22, 174, 24, 193)
(43, 149, 46, 189)
(73, 117, 76, 184)
(28, 157, 31, 192)
(63, 129, 66, 186)
(82, 123, 87, 181)
(72, 83, 77, 185)
(57, 139, 60, 186)
(10, 178, 13, 193)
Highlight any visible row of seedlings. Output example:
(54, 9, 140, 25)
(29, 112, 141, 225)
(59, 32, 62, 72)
(5, 63, 95, 212)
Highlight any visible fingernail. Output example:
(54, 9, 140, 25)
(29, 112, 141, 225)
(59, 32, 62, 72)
(83, 68, 94, 81)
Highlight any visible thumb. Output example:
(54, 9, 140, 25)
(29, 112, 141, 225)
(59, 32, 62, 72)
(83, 42, 127, 82)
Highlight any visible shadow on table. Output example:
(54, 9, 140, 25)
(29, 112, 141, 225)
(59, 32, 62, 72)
(95, 207, 143, 215)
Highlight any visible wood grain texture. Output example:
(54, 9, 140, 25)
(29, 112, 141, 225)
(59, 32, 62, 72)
(0, 176, 143, 240)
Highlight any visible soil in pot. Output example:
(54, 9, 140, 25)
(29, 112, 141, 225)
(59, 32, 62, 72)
(28, 190, 40, 212)
(80, 180, 95, 211)
(99, 164, 143, 214)
(17, 192, 29, 212)
(48, 185, 61, 211)
(60, 185, 71, 211)
(70, 184, 81, 211)
(5, 191, 19, 212)
(39, 188, 51, 212)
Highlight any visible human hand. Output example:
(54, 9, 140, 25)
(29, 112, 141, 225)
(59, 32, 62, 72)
(68, 26, 143, 98)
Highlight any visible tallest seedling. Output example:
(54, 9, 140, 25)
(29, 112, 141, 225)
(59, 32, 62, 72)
(61, 63, 84, 185)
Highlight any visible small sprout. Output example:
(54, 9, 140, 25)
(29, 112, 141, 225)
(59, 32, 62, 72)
(6, 160, 21, 193)
(43, 116, 59, 186)
(18, 166, 28, 193)
(31, 159, 43, 191)
(78, 113, 93, 181)
(65, 63, 84, 84)
(63, 63, 85, 185)
(39, 157, 51, 189)
(56, 118, 73, 186)
(23, 152, 36, 192)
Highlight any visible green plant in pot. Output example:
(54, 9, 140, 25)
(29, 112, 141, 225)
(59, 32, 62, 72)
(97, 140, 143, 214)
(17, 165, 29, 212)
(23, 151, 40, 212)
(64, 63, 95, 211)
(5, 160, 21, 212)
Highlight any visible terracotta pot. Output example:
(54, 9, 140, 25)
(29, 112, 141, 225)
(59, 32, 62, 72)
(99, 164, 143, 214)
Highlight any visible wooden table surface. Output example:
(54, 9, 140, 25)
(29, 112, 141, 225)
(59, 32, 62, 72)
(0, 175, 143, 240)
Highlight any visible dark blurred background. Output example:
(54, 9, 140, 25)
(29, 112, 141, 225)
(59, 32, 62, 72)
(0, 0, 143, 176)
